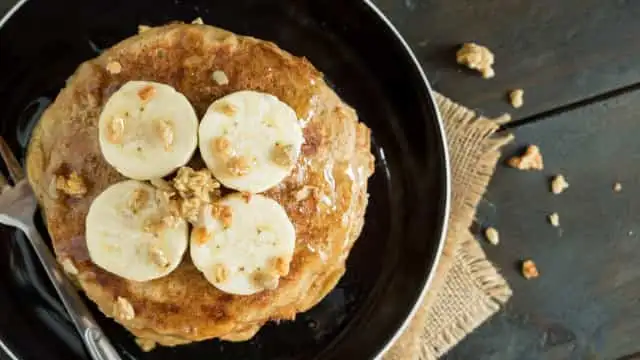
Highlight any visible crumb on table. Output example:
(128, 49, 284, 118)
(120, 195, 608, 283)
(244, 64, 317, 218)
(551, 174, 569, 194)
(521, 259, 539, 279)
(484, 227, 500, 245)
(613, 182, 622, 192)
(548, 212, 560, 227)
(509, 89, 524, 108)
(507, 145, 544, 171)
(456, 42, 495, 79)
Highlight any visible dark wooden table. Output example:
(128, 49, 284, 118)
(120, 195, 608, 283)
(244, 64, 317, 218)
(372, 0, 640, 359)
(2, 0, 639, 359)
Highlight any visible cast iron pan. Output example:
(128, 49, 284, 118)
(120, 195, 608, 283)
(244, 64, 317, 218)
(0, 0, 450, 359)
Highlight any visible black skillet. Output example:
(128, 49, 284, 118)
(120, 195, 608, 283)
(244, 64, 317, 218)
(0, 0, 450, 359)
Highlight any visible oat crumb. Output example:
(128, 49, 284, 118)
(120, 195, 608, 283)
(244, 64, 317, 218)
(509, 89, 524, 108)
(484, 227, 500, 245)
(56, 171, 88, 197)
(213, 263, 229, 283)
(521, 259, 539, 279)
(149, 246, 170, 268)
(138, 25, 152, 34)
(61, 258, 79, 275)
(193, 227, 211, 245)
(137, 85, 156, 101)
(135, 338, 157, 352)
(271, 143, 296, 167)
(507, 145, 544, 171)
(192, 17, 204, 25)
(128, 188, 149, 213)
(613, 182, 622, 192)
(551, 175, 569, 194)
(252, 270, 279, 290)
(548, 213, 560, 227)
(155, 119, 174, 151)
(106, 61, 122, 75)
(211, 203, 233, 228)
(105, 117, 125, 144)
(456, 42, 495, 79)
(227, 156, 251, 176)
(113, 297, 135, 320)
(212, 70, 230, 85)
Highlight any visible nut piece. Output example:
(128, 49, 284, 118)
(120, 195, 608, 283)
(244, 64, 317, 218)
(271, 143, 295, 167)
(613, 182, 622, 192)
(213, 263, 228, 283)
(106, 117, 125, 144)
(212, 136, 231, 156)
(56, 171, 88, 197)
(135, 338, 157, 352)
(509, 89, 524, 108)
(138, 25, 152, 34)
(456, 42, 495, 79)
(128, 188, 149, 214)
(211, 203, 233, 228)
(113, 297, 135, 320)
(155, 119, 174, 151)
(173, 167, 221, 202)
(548, 213, 560, 227)
(484, 227, 500, 245)
(106, 61, 122, 75)
(551, 175, 569, 194)
(521, 259, 539, 279)
(252, 270, 279, 290)
(226, 156, 251, 176)
(61, 258, 79, 275)
(148, 246, 170, 268)
(215, 101, 236, 116)
(507, 145, 544, 171)
(193, 227, 211, 245)
(212, 70, 230, 85)
(137, 85, 156, 101)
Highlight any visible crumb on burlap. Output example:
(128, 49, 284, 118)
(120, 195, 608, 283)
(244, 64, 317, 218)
(456, 42, 495, 79)
(521, 259, 539, 279)
(507, 145, 543, 171)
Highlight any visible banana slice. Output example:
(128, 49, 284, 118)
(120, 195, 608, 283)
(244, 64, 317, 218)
(199, 90, 304, 193)
(190, 194, 296, 295)
(86, 180, 188, 282)
(98, 81, 198, 180)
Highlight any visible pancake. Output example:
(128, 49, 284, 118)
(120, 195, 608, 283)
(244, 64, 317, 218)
(26, 23, 374, 346)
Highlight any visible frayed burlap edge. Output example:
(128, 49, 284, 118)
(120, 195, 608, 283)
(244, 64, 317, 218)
(384, 93, 513, 360)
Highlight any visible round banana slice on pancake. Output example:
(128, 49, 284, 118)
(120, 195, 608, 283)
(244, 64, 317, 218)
(199, 90, 304, 193)
(86, 180, 188, 282)
(98, 81, 198, 180)
(190, 194, 296, 295)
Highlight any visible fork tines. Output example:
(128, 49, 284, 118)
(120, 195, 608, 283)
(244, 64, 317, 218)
(0, 136, 25, 183)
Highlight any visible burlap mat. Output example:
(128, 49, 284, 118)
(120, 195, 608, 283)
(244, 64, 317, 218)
(384, 93, 514, 360)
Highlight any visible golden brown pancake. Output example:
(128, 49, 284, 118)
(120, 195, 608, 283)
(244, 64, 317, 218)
(26, 23, 374, 346)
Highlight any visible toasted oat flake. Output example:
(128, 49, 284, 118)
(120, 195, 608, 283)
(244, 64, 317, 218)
(548, 213, 560, 227)
(149, 246, 170, 268)
(521, 259, 539, 279)
(106, 61, 122, 75)
(211, 203, 233, 228)
(143, 217, 165, 235)
(614, 182, 622, 192)
(56, 171, 88, 197)
(456, 42, 495, 79)
(114, 297, 135, 320)
(484, 227, 500, 245)
(106, 117, 125, 144)
(551, 175, 569, 194)
(137, 85, 156, 101)
(271, 143, 295, 167)
(135, 338, 157, 352)
(193, 227, 211, 245)
(179, 197, 202, 224)
(173, 167, 221, 202)
(227, 156, 251, 176)
(507, 145, 544, 171)
(155, 119, 174, 151)
(509, 89, 524, 108)
(212, 70, 230, 85)
(61, 258, 79, 275)
(128, 188, 149, 214)
(213, 263, 229, 283)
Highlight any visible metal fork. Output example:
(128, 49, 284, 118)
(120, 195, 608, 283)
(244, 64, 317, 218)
(0, 137, 121, 360)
